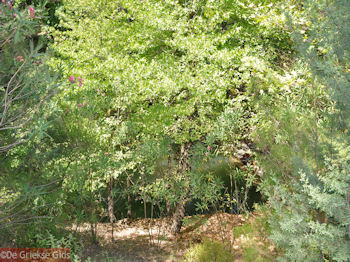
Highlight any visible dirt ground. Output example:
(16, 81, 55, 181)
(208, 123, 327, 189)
(72, 213, 275, 262)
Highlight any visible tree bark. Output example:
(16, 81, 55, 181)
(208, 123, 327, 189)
(143, 194, 147, 218)
(170, 143, 191, 235)
(166, 200, 173, 217)
(166, 156, 173, 217)
(108, 176, 116, 241)
(170, 196, 186, 235)
(127, 176, 132, 219)
(108, 176, 116, 223)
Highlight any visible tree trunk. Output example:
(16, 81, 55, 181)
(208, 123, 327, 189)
(170, 143, 191, 235)
(170, 196, 186, 235)
(230, 171, 233, 213)
(127, 176, 132, 219)
(166, 200, 173, 217)
(108, 176, 116, 223)
(108, 176, 115, 241)
(166, 156, 173, 217)
(143, 194, 147, 218)
(90, 222, 97, 244)
(234, 174, 240, 212)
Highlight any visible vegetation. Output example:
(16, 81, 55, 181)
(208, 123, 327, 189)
(184, 239, 234, 262)
(0, 0, 349, 261)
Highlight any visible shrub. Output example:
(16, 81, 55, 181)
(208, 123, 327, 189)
(0, 0, 60, 247)
(183, 239, 234, 262)
(0, 1, 58, 153)
(35, 232, 82, 262)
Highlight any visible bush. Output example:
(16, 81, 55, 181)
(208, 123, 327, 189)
(183, 239, 234, 262)
(0, 1, 58, 153)
(0, 0, 61, 247)
(35, 232, 82, 262)
(268, 161, 350, 261)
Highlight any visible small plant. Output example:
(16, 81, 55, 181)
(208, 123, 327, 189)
(242, 246, 271, 262)
(35, 232, 82, 262)
(183, 239, 234, 262)
(233, 207, 269, 239)
(233, 222, 255, 239)
(232, 206, 276, 261)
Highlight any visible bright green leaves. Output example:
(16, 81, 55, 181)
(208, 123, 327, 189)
(46, 0, 296, 225)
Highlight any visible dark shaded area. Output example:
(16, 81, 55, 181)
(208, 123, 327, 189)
(17, 0, 62, 27)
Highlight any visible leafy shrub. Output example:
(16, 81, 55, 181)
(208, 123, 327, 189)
(35, 232, 82, 262)
(253, 0, 350, 261)
(183, 239, 234, 262)
(49, 0, 293, 230)
(0, 0, 62, 248)
(0, 1, 58, 153)
(232, 207, 276, 262)
(242, 246, 271, 262)
(268, 161, 350, 262)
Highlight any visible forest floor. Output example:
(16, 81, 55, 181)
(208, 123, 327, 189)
(73, 212, 276, 262)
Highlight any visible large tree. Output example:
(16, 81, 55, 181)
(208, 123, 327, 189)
(50, 0, 294, 234)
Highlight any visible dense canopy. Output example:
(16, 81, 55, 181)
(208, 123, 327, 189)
(1, 0, 349, 261)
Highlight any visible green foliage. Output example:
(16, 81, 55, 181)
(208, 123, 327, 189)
(0, 1, 59, 153)
(2, 0, 319, 255)
(242, 246, 271, 262)
(0, 1, 64, 247)
(252, 1, 350, 261)
(15, 0, 63, 27)
(35, 231, 81, 251)
(268, 161, 350, 261)
(46, 0, 293, 225)
(231, 207, 274, 262)
(233, 206, 270, 238)
(183, 239, 234, 262)
(35, 232, 83, 262)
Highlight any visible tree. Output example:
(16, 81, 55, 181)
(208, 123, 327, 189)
(253, 0, 350, 260)
(50, 0, 295, 234)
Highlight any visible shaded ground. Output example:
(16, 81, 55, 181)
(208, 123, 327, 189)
(72, 213, 276, 261)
